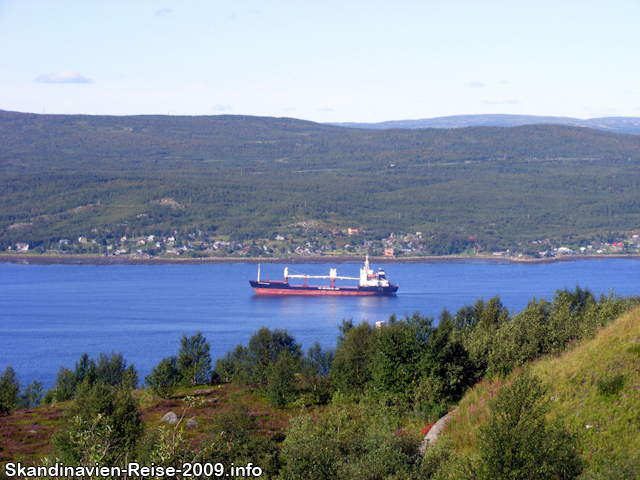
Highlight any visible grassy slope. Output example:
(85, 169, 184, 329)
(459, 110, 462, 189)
(445, 306, 640, 468)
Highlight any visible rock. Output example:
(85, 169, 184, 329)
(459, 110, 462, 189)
(204, 397, 219, 403)
(418, 411, 455, 455)
(186, 416, 198, 429)
(160, 411, 178, 424)
(193, 388, 215, 396)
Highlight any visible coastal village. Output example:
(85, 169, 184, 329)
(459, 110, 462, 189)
(5, 225, 640, 260)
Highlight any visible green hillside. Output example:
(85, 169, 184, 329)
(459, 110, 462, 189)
(439, 306, 640, 477)
(1, 110, 640, 256)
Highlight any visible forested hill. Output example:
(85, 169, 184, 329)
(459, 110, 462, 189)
(331, 114, 640, 135)
(1, 110, 639, 172)
(1, 110, 640, 256)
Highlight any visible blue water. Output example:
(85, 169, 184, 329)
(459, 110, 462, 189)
(1, 259, 639, 390)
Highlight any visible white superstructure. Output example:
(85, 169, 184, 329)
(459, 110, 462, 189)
(358, 256, 392, 287)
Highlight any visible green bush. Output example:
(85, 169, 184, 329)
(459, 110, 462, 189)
(596, 373, 626, 396)
(279, 400, 422, 480)
(195, 404, 281, 477)
(53, 382, 143, 466)
(477, 371, 583, 480)
(627, 344, 640, 357)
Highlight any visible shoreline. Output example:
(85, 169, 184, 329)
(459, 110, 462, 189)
(1, 253, 638, 266)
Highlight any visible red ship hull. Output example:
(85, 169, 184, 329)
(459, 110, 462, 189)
(249, 280, 398, 296)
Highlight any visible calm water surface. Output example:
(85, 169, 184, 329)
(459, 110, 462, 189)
(1, 259, 638, 389)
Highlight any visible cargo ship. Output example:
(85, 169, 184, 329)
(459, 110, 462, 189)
(249, 256, 398, 296)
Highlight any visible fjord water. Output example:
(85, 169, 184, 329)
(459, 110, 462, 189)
(1, 259, 639, 389)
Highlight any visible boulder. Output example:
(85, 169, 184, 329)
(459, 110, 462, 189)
(160, 411, 178, 424)
(193, 388, 215, 396)
(186, 416, 198, 429)
(418, 410, 455, 455)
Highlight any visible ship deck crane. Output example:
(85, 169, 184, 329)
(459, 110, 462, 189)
(284, 268, 358, 287)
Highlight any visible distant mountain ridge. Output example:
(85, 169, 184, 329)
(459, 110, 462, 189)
(330, 114, 640, 135)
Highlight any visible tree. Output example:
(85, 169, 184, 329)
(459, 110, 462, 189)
(22, 379, 44, 408)
(464, 296, 510, 375)
(95, 352, 138, 389)
(266, 351, 299, 407)
(178, 332, 212, 386)
(302, 341, 334, 404)
(418, 310, 477, 407)
(51, 367, 77, 402)
(330, 321, 377, 396)
(74, 352, 97, 386)
(145, 356, 180, 399)
(228, 327, 302, 388)
(372, 313, 433, 407)
(0, 366, 20, 415)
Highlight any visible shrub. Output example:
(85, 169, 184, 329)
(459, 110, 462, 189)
(596, 373, 625, 396)
(53, 382, 143, 466)
(279, 401, 422, 480)
(478, 371, 583, 480)
(627, 344, 640, 357)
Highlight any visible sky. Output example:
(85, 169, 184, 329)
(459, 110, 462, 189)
(0, 0, 638, 123)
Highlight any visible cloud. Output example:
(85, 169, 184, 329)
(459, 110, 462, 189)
(34, 71, 92, 84)
(315, 107, 334, 112)
(156, 8, 173, 16)
(497, 79, 509, 85)
(466, 81, 484, 88)
(212, 104, 232, 111)
(482, 99, 520, 105)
